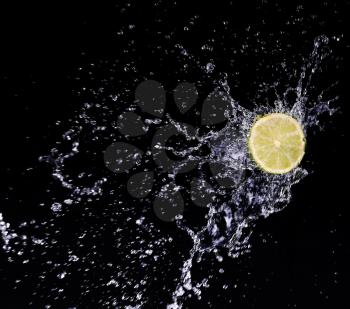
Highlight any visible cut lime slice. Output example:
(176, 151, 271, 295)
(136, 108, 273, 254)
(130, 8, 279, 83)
(248, 113, 306, 174)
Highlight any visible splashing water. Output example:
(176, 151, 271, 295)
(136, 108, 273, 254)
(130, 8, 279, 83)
(166, 35, 338, 308)
(0, 34, 339, 308)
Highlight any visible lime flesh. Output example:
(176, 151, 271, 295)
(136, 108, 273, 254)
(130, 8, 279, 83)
(248, 113, 306, 174)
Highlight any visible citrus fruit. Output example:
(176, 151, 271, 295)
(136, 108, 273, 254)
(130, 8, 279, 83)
(248, 113, 306, 174)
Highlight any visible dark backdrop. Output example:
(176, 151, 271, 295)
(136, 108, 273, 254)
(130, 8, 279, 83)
(0, 1, 349, 308)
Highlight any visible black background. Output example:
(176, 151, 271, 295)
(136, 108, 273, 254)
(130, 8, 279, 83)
(0, 1, 349, 308)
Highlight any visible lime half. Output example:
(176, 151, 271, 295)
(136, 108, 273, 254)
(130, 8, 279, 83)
(248, 113, 306, 174)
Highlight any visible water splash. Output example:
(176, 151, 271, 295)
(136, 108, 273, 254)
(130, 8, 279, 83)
(0, 34, 339, 308)
(0, 213, 17, 252)
(166, 35, 337, 308)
